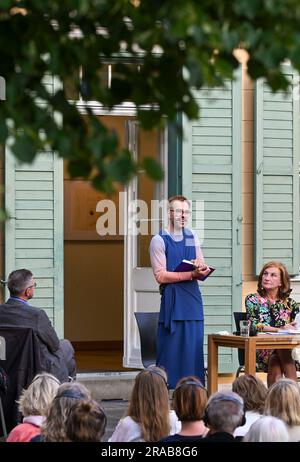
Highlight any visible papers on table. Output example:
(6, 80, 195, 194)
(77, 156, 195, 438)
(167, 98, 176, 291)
(278, 330, 300, 334)
(265, 330, 300, 335)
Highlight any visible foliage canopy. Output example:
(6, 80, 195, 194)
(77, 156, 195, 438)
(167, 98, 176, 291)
(1, 0, 300, 191)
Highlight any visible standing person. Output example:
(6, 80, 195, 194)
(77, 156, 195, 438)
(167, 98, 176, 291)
(0, 269, 76, 383)
(245, 261, 299, 387)
(149, 195, 210, 389)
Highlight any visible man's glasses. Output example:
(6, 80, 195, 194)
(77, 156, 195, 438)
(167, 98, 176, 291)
(27, 282, 37, 289)
(170, 208, 191, 216)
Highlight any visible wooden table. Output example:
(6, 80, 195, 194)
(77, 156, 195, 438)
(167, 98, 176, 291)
(207, 333, 300, 395)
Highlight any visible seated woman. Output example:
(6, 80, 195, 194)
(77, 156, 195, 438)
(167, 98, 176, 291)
(160, 376, 208, 442)
(264, 379, 300, 442)
(66, 399, 107, 442)
(7, 373, 60, 442)
(243, 416, 289, 442)
(232, 374, 267, 438)
(109, 366, 180, 442)
(245, 261, 299, 387)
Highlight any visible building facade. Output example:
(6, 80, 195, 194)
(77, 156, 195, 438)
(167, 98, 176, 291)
(1, 52, 299, 372)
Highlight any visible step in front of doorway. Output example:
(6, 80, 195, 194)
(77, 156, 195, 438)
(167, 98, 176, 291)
(76, 371, 139, 401)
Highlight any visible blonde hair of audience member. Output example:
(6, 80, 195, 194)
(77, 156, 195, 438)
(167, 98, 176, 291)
(264, 379, 300, 427)
(66, 399, 107, 442)
(172, 376, 208, 436)
(18, 372, 60, 417)
(41, 382, 91, 442)
(243, 416, 289, 442)
(232, 374, 267, 413)
(6, 373, 61, 442)
(127, 366, 171, 442)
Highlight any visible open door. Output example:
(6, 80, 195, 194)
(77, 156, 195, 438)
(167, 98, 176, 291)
(123, 121, 167, 368)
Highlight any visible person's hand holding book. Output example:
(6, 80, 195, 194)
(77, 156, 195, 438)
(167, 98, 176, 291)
(174, 259, 215, 281)
(191, 264, 211, 280)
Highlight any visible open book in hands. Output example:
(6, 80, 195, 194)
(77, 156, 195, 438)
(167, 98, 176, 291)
(174, 259, 215, 281)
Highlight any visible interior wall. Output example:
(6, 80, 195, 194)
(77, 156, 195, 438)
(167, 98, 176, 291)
(64, 116, 132, 342)
(64, 241, 123, 341)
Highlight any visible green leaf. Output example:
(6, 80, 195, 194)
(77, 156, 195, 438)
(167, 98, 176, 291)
(141, 157, 164, 181)
(0, 122, 8, 143)
(12, 134, 36, 163)
(68, 158, 92, 178)
(92, 174, 115, 193)
(107, 149, 137, 183)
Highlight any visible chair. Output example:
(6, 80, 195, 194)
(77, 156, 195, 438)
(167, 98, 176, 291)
(0, 335, 7, 439)
(134, 312, 159, 368)
(0, 326, 42, 436)
(233, 312, 248, 377)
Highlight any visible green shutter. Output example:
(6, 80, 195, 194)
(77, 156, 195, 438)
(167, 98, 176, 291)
(168, 113, 182, 196)
(182, 68, 242, 372)
(5, 74, 64, 337)
(254, 67, 299, 276)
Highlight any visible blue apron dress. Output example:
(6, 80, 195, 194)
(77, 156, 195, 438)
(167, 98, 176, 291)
(156, 228, 204, 389)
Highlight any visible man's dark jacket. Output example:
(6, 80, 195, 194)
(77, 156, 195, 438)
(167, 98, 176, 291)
(0, 298, 75, 435)
(0, 298, 70, 380)
(0, 297, 59, 352)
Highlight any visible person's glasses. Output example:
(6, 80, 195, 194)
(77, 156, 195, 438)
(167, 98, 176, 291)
(170, 208, 191, 216)
(27, 282, 37, 289)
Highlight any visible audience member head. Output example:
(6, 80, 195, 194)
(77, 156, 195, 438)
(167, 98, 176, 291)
(204, 391, 245, 435)
(257, 261, 291, 300)
(18, 372, 60, 417)
(7, 268, 37, 300)
(264, 378, 300, 426)
(42, 382, 91, 442)
(66, 399, 107, 442)
(243, 416, 289, 442)
(173, 376, 208, 422)
(127, 366, 170, 442)
(232, 374, 267, 413)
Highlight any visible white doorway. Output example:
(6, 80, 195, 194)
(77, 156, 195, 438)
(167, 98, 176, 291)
(123, 120, 168, 367)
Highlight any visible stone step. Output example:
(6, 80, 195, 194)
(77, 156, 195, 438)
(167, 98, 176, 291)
(76, 371, 139, 401)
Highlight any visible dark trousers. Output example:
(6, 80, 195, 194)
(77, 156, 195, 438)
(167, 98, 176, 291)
(49, 339, 76, 383)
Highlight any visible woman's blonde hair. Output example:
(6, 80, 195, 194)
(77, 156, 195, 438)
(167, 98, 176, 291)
(264, 379, 300, 426)
(41, 382, 91, 442)
(18, 372, 60, 417)
(257, 261, 291, 300)
(173, 376, 207, 421)
(127, 366, 171, 442)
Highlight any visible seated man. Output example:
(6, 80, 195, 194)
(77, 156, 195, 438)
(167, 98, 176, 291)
(0, 269, 76, 383)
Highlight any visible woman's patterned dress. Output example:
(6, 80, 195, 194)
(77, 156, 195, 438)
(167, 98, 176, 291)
(245, 293, 299, 371)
